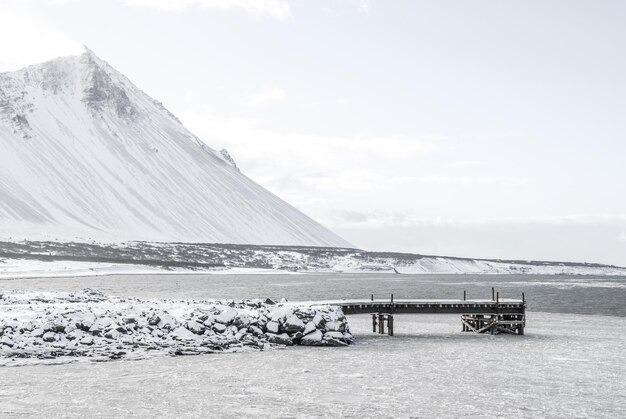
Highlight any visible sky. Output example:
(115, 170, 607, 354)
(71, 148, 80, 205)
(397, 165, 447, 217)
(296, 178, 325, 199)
(1, 0, 625, 266)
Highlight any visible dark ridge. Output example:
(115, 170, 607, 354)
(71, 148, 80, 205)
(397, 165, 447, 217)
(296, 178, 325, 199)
(0, 240, 623, 271)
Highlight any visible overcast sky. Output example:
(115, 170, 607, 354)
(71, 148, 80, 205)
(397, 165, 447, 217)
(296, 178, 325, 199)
(1, 0, 625, 265)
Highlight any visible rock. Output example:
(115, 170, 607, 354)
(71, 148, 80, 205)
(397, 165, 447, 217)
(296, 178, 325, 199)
(268, 307, 292, 322)
(148, 315, 161, 326)
(284, 315, 305, 333)
(76, 320, 92, 332)
(302, 321, 317, 336)
(323, 337, 348, 347)
(79, 336, 94, 346)
(0, 291, 356, 361)
(157, 314, 178, 331)
(0, 336, 14, 347)
(212, 323, 227, 333)
(185, 320, 206, 335)
(266, 321, 280, 334)
(266, 333, 293, 346)
(43, 321, 66, 333)
(170, 326, 196, 341)
(264, 298, 276, 305)
(300, 329, 324, 346)
(66, 330, 82, 341)
(312, 313, 326, 328)
(290, 331, 303, 344)
(325, 321, 345, 332)
(104, 330, 120, 340)
(233, 314, 251, 328)
(30, 328, 45, 338)
(88, 323, 103, 335)
(324, 331, 345, 340)
(214, 310, 237, 325)
(248, 325, 264, 337)
(202, 315, 214, 327)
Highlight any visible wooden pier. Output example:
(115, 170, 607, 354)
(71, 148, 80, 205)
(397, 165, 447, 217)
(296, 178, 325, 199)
(320, 288, 526, 336)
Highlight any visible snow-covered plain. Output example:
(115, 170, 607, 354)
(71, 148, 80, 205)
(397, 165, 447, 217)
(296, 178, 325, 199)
(2, 249, 625, 279)
(1, 312, 624, 418)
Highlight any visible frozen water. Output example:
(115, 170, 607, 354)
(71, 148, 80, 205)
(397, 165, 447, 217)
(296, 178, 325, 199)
(1, 273, 624, 316)
(1, 273, 625, 417)
(0, 312, 624, 417)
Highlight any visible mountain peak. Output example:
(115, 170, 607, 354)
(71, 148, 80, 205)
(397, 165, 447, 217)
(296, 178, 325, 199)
(78, 49, 138, 119)
(0, 51, 352, 247)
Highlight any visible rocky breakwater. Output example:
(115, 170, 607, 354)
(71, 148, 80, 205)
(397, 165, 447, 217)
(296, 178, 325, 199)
(0, 289, 353, 365)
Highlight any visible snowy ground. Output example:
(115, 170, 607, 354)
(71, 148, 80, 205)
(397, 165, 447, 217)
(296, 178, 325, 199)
(2, 256, 626, 280)
(3, 240, 626, 278)
(1, 312, 624, 418)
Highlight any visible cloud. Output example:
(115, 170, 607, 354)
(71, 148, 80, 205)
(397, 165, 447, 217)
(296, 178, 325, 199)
(321, 211, 626, 230)
(0, 3, 82, 71)
(446, 160, 483, 169)
(125, 0, 292, 21)
(389, 175, 529, 187)
(619, 233, 626, 242)
(177, 109, 449, 206)
(352, 0, 374, 14)
(243, 87, 287, 107)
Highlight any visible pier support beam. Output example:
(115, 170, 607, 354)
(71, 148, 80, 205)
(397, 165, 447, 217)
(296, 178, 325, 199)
(461, 313, 526, 335)
(371, 313, 394, 336)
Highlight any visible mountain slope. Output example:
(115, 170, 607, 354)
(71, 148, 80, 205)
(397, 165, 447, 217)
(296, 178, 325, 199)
(0, 49, 351, 247)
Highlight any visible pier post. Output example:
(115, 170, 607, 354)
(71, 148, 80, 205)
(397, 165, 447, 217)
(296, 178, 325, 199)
(388, 314, 394, 336)
(372, 314, 377, 333)
(463, 290, 466, 301)
(492, 287, 495, 300)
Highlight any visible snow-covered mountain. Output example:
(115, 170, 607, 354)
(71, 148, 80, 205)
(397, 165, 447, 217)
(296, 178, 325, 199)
(0, 49, 351, 247)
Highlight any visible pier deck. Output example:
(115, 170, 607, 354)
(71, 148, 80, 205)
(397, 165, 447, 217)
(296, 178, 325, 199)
(310, 290, 527, 336)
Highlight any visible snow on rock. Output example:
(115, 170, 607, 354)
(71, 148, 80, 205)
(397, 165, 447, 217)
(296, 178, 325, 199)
(300, 329, 324, 346)
(284, 315, 305, 333)
(0, 289, 352, 364)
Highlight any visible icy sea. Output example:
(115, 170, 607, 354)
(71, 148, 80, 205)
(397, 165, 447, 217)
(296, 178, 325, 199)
(1, 273, 625, 418)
